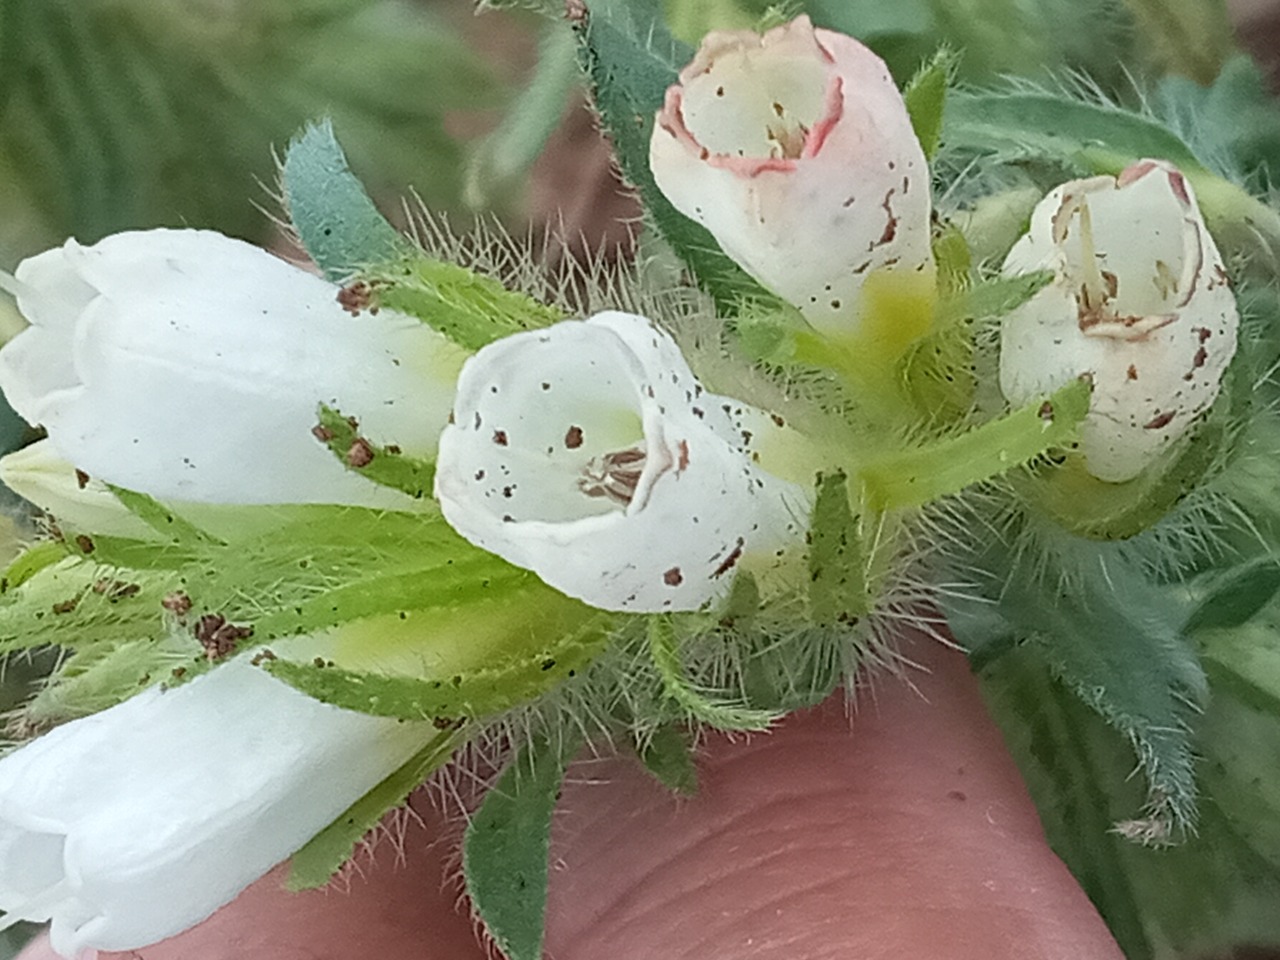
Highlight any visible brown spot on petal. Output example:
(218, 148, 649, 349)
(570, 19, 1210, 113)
(74, 535, 94, 555)
(877, 190, 899, 245)
(663, 566, 683, 587)
(565, 425, 584, 449)
(1038, 401, 1054, 421)
(493, 430, 509, 446)
(1127, 364, 1139, 381)
(74, 469, 90, 489)
(677, 440, 690, 473)
(311, 424, 335, 443)
(1145, 410, 1176, 430)
(711, 537, 745, 578)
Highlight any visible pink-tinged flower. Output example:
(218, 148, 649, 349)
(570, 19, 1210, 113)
(650, 16, 934, 342)
(999, 160, 1239, 483)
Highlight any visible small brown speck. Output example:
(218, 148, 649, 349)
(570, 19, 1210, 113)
(565, 425, 584, 449)
(74, 534, 95, 555)
(663, 566, 683, 587)
(195, 614, 253, 661)
(162, 592, 193, 616)
(1145, 410, 1176, 430)
(346, 438, 375, 468)
(74, 469, 90, 489)
(493, 430, 509, 446)
(52, 597, 79, 615)
(947, 790, 967, 802)
(311, 424, 335, 443)
(1127, 364, 1139, 381)
(250, 649, 278, 666)
(1038, 401, 1054, 421)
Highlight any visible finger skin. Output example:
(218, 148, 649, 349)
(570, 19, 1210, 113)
(17, 639, 1121, 960)
(543, 636, 1123, 960)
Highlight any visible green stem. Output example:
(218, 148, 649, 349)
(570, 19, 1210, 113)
(859, 378, 1091, 511)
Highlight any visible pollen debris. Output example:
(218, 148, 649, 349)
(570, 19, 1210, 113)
(663, 566, 684, 586)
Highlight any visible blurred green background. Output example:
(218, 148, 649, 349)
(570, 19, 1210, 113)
(2, 1, 1280, 958)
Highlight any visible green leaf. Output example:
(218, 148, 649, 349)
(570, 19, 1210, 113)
(288, 730, 464, 890)
(1185, 559, 1280, 635)
(984, 533, 1207, 837)
(933, 270, 1053, 328)
(1153, 54, 1280, 189)
(262, 615, 607, 721)
(902, 47, 954, 161)
(944, 88, 1204, 174)
(369, 256, 563, 352)
(465, 23, 582, 209)
(979, 642, 1280, 960)
(464, 735, 578, 960)
(107, 485, 222, 546)
(806, 472, 867, 625)
(313, 405, 435, 501)
(1122, 0, 1233, 86)
(859, 376, 1091, 511)
(0, 558, 169, 655)
(942, 87, 1280, 259)
(1, 540, 70, 592)
(577, 0, 769, 312)
(647, 617, 776, 730)
(638, 723, 698, 795)
(281, 119, 406, 281)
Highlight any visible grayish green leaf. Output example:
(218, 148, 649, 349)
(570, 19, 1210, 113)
(464, 735, 579, 960)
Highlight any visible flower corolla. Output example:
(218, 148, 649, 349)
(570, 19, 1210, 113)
(998, 159, 1239, 482)
(433, 311, 810, 612)
(0, 228, 466, 507)
(650, 16, 934, 341)
(0, 659, 434, 957)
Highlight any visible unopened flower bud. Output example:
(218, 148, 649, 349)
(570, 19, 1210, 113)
(650, 16, 934, 343)
(999, 160, 1239, 482)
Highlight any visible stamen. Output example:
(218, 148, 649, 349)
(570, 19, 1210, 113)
(764, 120, 808, 160)
(1074, 199, 1110, 316)
(579, 446, 647, 507)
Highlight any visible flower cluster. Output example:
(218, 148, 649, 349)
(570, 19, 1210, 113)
(0, 11, 1253, 960)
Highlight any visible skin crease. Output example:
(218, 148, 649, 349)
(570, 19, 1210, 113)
(17, 638, 1123, 960)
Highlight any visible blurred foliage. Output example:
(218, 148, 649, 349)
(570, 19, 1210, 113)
(0, 0, 498, 264)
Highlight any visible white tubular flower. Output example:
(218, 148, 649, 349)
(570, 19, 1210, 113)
(0, 229, 467, 506)
(0, 439, 158, 540)
(0, 659, 434, 958)
(998, 160, 1239, 483)
(433, 311, 809, 613)
(650, 16, 934, 340)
